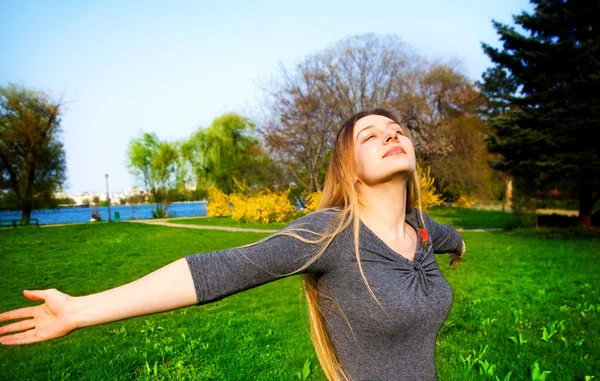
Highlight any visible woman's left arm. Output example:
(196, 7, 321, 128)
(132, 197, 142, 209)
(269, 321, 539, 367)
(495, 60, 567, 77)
(422, 213, 466, 270)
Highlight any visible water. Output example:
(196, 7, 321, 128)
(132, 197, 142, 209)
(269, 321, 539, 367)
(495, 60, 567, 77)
(0, 201, 207, 225)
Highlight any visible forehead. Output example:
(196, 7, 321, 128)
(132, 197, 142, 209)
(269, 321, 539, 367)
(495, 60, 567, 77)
(353, 114, 398, 137)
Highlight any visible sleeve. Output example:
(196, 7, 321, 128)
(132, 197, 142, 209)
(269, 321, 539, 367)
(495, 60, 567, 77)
(420, 211, 463, 255)
(184, 209, 338, 305)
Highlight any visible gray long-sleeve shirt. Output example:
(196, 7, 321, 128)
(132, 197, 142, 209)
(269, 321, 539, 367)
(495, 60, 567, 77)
(185, 208, 463, 381)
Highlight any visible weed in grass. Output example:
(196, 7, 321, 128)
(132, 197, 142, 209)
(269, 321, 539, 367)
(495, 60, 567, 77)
(459, 353, 479, 372)
(495, 371, 513, 381)
(460, 344, 489, 372)
(296, 359, 311, 380)
(530, 360, 551, 381)
(141, 320, 164, 335)
(513, 308, 523, 324)
(481, 317, 497, 336)
(109, 325, 128, 336)
(144, 360, 158, 376)
(509, 332, 527, 345)
(540, 320, 565, 342)
(477, 359, 496, 377)
(559, 305, 570, 313)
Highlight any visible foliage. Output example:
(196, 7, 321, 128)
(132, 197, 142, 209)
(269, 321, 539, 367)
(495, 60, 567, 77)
(127, 132, 186, 217)
(182, 113, 284, 194)
(417, 163, 444, 209)
(304, 191, 322, 213)
(0, 83, 67, 219)
(453, 195, 476, 208)
(229, 188, 297, 223)
(205, 186, 231, 217)
(479, 0, 600, 227)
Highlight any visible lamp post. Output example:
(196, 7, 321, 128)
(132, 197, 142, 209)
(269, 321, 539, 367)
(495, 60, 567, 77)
(105, 174, 111, 222)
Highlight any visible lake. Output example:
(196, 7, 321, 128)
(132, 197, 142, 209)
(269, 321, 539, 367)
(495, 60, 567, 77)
(0, 202, 207, 225)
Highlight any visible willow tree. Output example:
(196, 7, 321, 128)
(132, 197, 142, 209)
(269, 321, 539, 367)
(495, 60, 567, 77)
(182, 113, 283, 194)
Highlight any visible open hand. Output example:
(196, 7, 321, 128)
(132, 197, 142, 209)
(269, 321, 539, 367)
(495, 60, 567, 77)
(0, 289, 77, 345)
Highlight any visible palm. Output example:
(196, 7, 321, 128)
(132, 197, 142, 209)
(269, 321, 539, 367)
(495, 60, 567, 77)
(0, 289, 77, 345)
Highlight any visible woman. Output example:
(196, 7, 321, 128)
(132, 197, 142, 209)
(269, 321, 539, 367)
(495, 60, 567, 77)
(0, 109, 466, 381)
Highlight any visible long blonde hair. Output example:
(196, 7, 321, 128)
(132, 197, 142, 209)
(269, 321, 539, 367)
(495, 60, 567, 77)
(302, 109, 423, 381)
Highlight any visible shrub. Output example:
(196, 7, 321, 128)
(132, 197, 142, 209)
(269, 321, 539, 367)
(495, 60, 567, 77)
(418, 164, 444, 210)
(453, 194, 477, 208)
(304, 191, 322, 213)
(206, 187, 231, 217)
(229, 188, 296, 223)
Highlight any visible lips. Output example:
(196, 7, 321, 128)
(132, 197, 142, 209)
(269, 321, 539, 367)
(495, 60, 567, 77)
(383, 146, 406, 158)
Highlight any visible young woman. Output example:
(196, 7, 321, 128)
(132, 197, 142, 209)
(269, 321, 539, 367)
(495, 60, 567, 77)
(0, 109, 466, 381)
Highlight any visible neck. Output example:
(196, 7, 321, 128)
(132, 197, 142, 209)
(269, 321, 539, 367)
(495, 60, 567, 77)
(357, 178, 409, 235)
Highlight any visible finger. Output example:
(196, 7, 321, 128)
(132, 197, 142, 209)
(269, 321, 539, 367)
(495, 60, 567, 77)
(23, 289, 48, 302)
(452, 258, 462, 270)
(0, 306, 38, 323)
(0, 329, 41, 346)
(0, 319, 36, 335)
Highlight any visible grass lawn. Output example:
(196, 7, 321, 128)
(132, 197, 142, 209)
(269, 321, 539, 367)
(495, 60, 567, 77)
(0, 209, 598, 380)
(167, 216, 291, 231)
(167, 206, 518, 231)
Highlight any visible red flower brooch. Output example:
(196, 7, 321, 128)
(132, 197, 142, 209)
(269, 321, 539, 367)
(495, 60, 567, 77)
(418, 223, 431, 251)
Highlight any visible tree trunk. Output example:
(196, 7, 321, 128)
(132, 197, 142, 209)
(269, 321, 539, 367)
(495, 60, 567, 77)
(578, 180, 594, 229)
(21, 202, 33, 221)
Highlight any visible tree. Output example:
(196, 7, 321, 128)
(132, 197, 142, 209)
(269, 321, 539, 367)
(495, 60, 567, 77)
(182, 113, 284, 194)
(259, 33, 494, 199)
(480, 0, 600, 227)
(127, 132, 185, 217)
(0, 83, 67, 220)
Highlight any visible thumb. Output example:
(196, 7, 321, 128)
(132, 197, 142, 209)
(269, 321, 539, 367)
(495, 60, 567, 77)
(23, 289, 49, 301)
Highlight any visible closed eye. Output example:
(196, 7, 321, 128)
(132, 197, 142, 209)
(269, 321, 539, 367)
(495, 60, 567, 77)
(364, 134, 375, 141)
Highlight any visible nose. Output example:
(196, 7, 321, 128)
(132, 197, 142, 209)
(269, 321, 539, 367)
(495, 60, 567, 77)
(384, 129, 400, 144)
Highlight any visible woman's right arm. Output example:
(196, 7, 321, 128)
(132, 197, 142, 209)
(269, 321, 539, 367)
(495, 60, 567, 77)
(0, 258, 196, 345)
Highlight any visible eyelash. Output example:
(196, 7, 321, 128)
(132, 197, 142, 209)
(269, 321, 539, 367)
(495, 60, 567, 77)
(364, 130, 403, 141)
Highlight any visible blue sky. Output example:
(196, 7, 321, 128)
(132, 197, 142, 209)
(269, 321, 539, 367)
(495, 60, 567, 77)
(0, 0, 533, 196)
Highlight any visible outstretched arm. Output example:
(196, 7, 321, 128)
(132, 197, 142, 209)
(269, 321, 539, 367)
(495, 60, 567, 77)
(0, 258, 196, 345)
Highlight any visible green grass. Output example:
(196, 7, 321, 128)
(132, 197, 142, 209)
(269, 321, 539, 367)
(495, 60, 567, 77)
(168, 207, 517, 231)
(0, 210, 598, 380)
(167, 216, 291, 230)
(426, 206, 518, 230)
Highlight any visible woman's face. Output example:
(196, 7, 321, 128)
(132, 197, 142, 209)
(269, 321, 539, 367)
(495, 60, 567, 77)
(352, 114, 416, 186)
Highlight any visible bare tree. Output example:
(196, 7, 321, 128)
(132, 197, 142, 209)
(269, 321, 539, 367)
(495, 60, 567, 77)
(258, 34, 419, 192)
(258, 33, 495, 199)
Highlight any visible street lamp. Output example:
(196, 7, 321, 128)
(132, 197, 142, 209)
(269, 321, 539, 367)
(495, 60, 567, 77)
(105, 174, 111, 222)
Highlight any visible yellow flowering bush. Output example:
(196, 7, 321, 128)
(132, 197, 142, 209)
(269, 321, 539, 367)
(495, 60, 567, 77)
(417, 163, 444, 210)
(229, 188, 296, 223)
(206, 187, 231, 217)
(453, 194, 476, 208)
(304, 191, 323, 213)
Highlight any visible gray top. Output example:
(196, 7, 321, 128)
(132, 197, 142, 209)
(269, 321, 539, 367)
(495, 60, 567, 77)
(185, 208, 463, 381)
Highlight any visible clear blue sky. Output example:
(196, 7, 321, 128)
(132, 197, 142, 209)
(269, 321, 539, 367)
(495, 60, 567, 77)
(0, 0, 533, 196)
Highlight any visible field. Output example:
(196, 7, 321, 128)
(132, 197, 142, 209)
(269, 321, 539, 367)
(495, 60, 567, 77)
(0, 208, 598, 380)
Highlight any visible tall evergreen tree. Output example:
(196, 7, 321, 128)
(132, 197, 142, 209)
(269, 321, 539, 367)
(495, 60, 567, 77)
(480, 0, 600, 227)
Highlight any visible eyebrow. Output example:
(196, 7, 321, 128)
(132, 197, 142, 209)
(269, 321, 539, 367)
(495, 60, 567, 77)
(355, 121, 400, 140)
